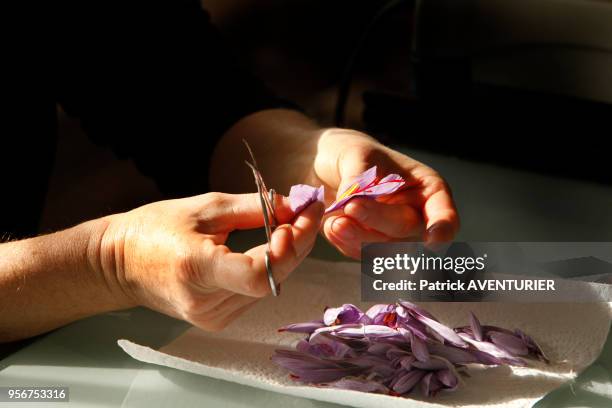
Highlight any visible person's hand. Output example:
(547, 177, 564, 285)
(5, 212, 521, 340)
(304, 128, 459, 259)
(93, 193, 324, 331)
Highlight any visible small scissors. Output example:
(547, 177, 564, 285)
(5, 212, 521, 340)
(243, 140, 280, 296)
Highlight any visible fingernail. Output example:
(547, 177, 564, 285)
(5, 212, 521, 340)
(332, 217, 356, 240)
(426, 223, 453, 243)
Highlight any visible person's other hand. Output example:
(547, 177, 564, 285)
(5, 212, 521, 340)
(305, 129, 459, 259)
(93, 193, 323, 331)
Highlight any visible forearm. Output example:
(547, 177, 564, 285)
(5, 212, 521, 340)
(0, 218, 131, 343)
(210, 109, 322, 194)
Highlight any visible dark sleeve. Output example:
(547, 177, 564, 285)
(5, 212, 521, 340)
(55, 0, 297, 197)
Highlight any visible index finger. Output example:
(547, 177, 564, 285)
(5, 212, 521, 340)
(423, 186, 460, 243)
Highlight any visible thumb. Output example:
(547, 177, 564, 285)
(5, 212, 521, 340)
(200, 192, 295, 232)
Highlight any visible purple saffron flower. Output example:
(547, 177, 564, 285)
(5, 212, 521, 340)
(273, 300, 549, 399)
(288, 184, 325, 214)
(325, 166, 405, 214)
(287, 167, 405, 216)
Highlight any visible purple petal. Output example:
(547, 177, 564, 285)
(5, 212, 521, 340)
(457, 333, 527, 366)
(323, 304, 364, 326)
(324, 166, 405, 214)
(426, 343, 480, 364)
(350, 166, 378, 190)
(367, 342, 394, 356)
(272, 350, 365, 383)
(398, 304, 463, 345)
(469, 312, 484, 342)
(489, 331, 529, 356)
(410, 333, 431, 362)
(272, 349, 340, 371)
(313, 323, 363, 334)
(295, 339, 311, 353)
(515, 329, 550, 363)
(333, 325, 399, 339)
(362, 173, 405, 196)
(279, 321, 325, 334)
(302, 341, 351, 359)
(421, 372, 443, 397)
(397, 319, 429, 341)
(470, 350, 509, 366)
(412, 359, 447, 370)
(414, 314, 468, 348)
(397, 301, 439, 321)
(346, 356, 396, 378)
(324, 167, 377, 213)
(399, 355, 416, 370)
(310, 331, 367, 356)
(436, 368, 459, 389)
(324, 196, 353, 214)
(289, 184, 324, 213)
(413, 355, 455, 371)
(386, 347, 411, 361)
(392, 369, 426, 395)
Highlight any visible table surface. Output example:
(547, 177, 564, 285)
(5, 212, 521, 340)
(2, 147, 612, 407)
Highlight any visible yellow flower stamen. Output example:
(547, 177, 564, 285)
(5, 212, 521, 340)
(338, 183, 360, 201)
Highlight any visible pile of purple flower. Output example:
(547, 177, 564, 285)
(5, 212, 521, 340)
(272, 301, 548, 397)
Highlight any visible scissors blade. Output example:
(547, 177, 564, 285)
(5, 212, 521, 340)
(244, 139, 279, 296)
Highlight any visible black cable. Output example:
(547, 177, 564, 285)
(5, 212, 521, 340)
(334, 0, 408, 127)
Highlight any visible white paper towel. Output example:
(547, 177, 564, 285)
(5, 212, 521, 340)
(118, 258, 612, 408)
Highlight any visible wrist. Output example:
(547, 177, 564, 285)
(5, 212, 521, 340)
(84, 214, 137, 311)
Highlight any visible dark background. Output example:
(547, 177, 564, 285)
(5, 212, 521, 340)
(42, 0, 612, 233)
